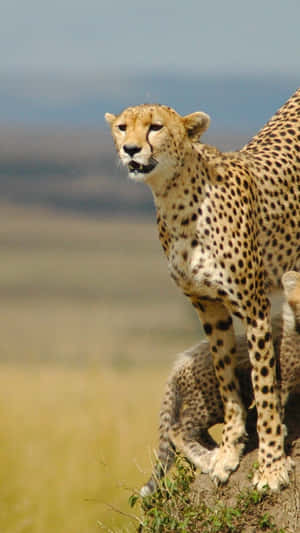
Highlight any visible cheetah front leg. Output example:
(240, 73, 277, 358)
(193, 299, 247, 484)
(245, 300, 294, 491)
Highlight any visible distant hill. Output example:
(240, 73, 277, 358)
(0, 126, 252, 217)
(0, 71, 298, 130)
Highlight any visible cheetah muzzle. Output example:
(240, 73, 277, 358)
(128, 159, 157, 176)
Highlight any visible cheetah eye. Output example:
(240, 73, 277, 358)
(117, 124, 127, 132)
(149, 124, 163, 132)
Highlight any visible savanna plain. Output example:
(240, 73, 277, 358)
(0, 204, 207, 533)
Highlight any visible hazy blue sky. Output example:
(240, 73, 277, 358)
(2, 0, 300, 75)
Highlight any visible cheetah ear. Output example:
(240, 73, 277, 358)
(105, 112, 116, 125)
(183, 112, 210, 140)
(281, 271, 300, 299)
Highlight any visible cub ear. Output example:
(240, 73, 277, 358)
(183, 111, 210, 140)
(105, 112, 116, 125)
(282, 271, 300, 295)
(282, 271, 300, 301)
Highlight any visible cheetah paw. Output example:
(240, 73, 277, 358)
(253, 456, 295, 492)
(208, 443, 244, 484)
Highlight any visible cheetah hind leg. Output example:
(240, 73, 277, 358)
(252, 271, 299, 491)
(253, 455, 294, 492)
(169, 424, 217, 474)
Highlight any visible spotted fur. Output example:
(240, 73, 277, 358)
(105, 89, 300, 491)
(141, 272, 300, 496)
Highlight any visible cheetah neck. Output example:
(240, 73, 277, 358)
(148, 143, 209, 222)
(145, 143, 229, 299)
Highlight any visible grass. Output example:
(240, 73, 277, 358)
(0, 364, 168, 532)
(0, 204, 204, 532)
(0, 205, 201, 368)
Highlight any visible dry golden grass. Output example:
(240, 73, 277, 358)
(0, 204, 204, 532)
(0, 364, 168, 532)
(0, 205, 201, 368)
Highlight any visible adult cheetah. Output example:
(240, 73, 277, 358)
(140, 271, 300, 496)
(105, 88, 300, 490)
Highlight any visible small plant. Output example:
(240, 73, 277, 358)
(201, 504, 242, 532)
(237, 487, 265, 509)
(247, 461, 260, 480)
(129, 455, 199, 532)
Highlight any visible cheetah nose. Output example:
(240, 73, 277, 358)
(123, 144, 142, 157)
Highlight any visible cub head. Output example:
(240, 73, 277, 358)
(105, 104, 210, 183)
(281, 271, 300, 333)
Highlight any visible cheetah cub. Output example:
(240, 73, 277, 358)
(141, 271, 300, 496)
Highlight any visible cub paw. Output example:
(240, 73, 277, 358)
(192, 449, 215, 474)
(208, 442, 244, 484)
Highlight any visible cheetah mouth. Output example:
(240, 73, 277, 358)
(128, 159, 157, 175)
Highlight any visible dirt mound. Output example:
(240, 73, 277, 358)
(192, 393, 300, 532)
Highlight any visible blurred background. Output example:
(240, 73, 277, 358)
(0, 1, 299, 531)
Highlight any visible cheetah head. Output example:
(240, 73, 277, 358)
(105, 104, 210, 183)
